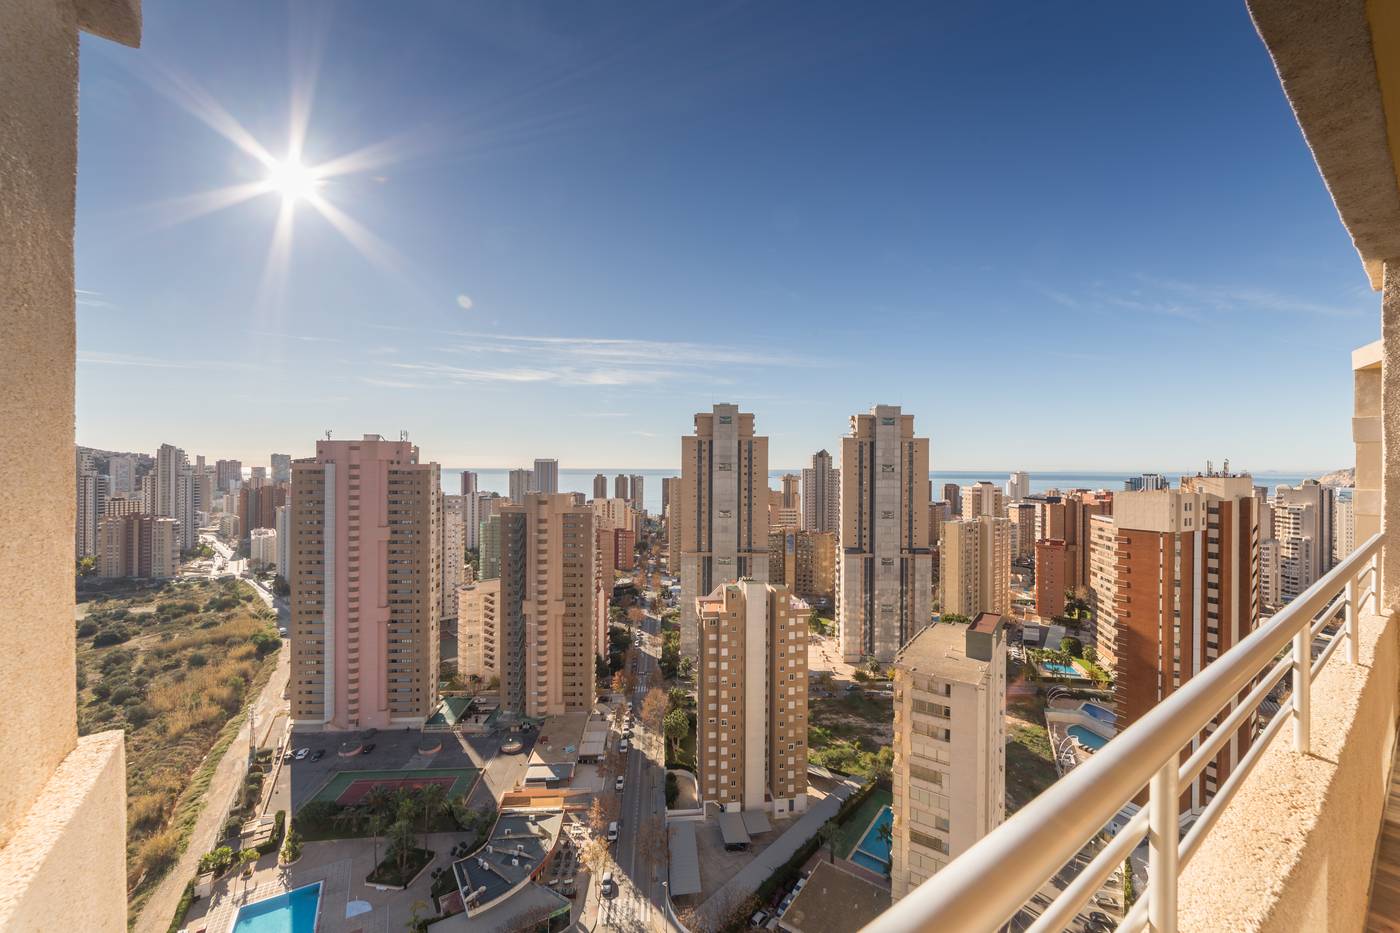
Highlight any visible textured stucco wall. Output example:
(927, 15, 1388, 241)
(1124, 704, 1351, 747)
(1384, 264, 1400, 609)
(1178, 605, 1398, 932)
(0, 732, 127, 931)
(0, 0, 82, 850)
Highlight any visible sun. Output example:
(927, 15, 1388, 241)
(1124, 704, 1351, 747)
(263, 158, 322, 204)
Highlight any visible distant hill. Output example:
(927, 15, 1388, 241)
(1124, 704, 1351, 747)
(1317, 467, 1355, 487)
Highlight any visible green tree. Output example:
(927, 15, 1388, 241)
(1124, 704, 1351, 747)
(663, 708, 690, 757)
(1122, 858, 1136, 907)
(941, 613, 970, 625)
(1060, 636, 1083, 658)
(387, 818, 416, 872)
(418, 783, 448, 837)
(818, 822, 840, 863)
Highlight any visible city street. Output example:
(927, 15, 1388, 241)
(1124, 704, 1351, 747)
(597, 609, 672, 932)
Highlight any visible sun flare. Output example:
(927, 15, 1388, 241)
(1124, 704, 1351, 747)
(263, 158, 321, 204)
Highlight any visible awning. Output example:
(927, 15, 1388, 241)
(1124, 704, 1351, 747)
(741, 810, 771, 835)
(718, 811, 751, 847)
(668, 822, 702, 896)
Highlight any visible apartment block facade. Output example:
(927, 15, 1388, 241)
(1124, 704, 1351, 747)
(939, 516, 1010, 621)
(494, 494, 596, 717)
(961, 481, 1005, 520)
(768, 529, 837, 605)
(678, 404, 770, 660)
(802, 449, 841, 534)
(695, 580, 808, 816)
(290, 436, 442, 731)
(97, 514, 179, 580)
(838, 405, 933, 662)
(1100, 474, 1260, 809)
(458, 578, 501, 687)
(891, 614, 1006, 899)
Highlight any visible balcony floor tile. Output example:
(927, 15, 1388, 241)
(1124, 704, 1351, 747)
(1367, 729, 1400, 932)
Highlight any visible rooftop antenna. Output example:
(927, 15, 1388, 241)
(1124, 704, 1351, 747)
(400, 430, 409, 442)
(1223, 458, 1230, 475)
(324, 430, 332, 441)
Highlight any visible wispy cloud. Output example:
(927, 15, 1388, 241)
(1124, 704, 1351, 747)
(360, 376, 427, 389)
(78, 351, 254, 371)
(1033, 276, 1368, 324)
(389, 360, 668, 386)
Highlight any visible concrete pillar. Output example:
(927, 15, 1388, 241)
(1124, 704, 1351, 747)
(0, 2, 139, 928)
(1381, 262, 1400, 609)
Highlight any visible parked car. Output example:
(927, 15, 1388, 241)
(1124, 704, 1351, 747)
(293, 747, 309, 760)
(619, 738, 629, 752)
(749, 910, 770, 927)
(360, 743, 375, 755)
(601, 871, 617, 896)
(607, 821, 619, 842)
(310, 749, 325, 761)
(615, 776, 625, 792)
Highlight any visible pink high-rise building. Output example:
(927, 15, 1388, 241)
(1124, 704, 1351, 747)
(290, 435, 442, 731)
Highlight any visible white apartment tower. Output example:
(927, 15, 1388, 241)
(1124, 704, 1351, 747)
(1004, 471, 1030, 501)
(891, 613, 1006, 899)
(838, 404, 933, 662)
(75, 453, 109, 559)
(678, 404, 770, 661)
(801, 448, 841, 534)
(1334, 493, 1356, 564)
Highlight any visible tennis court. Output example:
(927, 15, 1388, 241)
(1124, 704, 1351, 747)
(307, 768, 480, 807)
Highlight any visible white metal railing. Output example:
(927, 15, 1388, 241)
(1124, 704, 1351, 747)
(864, 531, 1384, 933)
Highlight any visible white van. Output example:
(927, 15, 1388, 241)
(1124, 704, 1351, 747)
(607, 821, 619, 842)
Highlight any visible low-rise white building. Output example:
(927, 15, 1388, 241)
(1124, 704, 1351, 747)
(248, 527, 277, 572)
(891, 612, 1006, 900)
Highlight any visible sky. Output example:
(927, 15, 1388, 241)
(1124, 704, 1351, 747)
(73, 1, 1376, 473)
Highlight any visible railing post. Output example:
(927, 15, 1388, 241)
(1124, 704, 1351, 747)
(1375, 551, 1385, 616)
(1292, 626, 1310, 755)
(1345, 573, 1358, 665)
(1148, 761, 1179, 933)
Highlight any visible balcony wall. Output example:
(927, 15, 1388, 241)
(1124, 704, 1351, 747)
(1176, 607, 1397, 931)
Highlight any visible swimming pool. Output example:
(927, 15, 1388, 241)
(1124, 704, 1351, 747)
(232, 881, 322, 933)
(1068, 725, 1108, 751)
(1081, 702, 1117, 724)
(849, 806, 893, 873)
(1041, 660, 1081, 676)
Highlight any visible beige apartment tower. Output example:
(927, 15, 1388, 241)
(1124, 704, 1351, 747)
(458, 579, 501, 687)
(939, 516, 1011, 620)
(891, 614, 1006, 899)
(768, 529, 837, 605)
(695, 580, 809, 816)
(290, 435, 442, 731)
(495, 494, 596, 717)
(838, 405, 933, 662)
(678, 404, 770, 660)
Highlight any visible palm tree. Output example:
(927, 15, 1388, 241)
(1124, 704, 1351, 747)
(367, 813, 385, 868)
(387, 818, 416, 874)
(418, 783, 448, 840)
(363, 784, 393, 821)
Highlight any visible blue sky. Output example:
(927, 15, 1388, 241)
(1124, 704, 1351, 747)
(74, 1, 1374, 473)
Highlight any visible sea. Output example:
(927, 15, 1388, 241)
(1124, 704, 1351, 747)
(441, 468, 1329, 516)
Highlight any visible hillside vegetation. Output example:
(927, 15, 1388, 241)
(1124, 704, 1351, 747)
(74, 577, 280, 908)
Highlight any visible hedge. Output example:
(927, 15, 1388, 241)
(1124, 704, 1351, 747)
(257, 810, 286, 856)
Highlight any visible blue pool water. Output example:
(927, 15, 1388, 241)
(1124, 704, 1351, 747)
(1068, 725, 1109, 751)
(851, 806, 893, 872)
(851, 850, 888, 873)
(232, 882, 321, 933)
(1082, 702, 1117, 724)
(1041, 661, 1080, 676)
